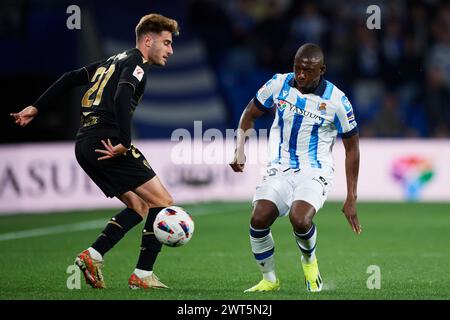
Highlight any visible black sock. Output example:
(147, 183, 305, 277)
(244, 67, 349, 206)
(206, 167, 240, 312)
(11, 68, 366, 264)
(92, 208, 143, 256)
(136, 207, 164, 271)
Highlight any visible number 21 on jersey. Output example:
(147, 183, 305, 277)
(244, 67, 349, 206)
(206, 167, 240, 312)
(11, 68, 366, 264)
(81, 64, 115, 108)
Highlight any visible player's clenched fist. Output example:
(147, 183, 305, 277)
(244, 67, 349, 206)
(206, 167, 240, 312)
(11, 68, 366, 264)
(229, 150, 246, 172)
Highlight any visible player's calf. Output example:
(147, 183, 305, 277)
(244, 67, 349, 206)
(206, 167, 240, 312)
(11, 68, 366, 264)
(90, 208, 143, 256)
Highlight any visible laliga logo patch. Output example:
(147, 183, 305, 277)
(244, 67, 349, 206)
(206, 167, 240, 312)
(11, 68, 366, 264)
(132, 65, 144, 82)
(277, 100, 288, 110)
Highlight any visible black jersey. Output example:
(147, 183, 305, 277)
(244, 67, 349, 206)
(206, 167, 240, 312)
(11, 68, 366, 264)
(76, 48, 149, 141)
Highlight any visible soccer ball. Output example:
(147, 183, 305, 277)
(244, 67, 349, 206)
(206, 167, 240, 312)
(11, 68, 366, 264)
(153, 206, 195, 247)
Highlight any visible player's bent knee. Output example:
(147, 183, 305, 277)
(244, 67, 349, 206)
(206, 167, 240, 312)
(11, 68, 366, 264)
(120, 192, 149, 217)
(250, 214, 272, 229)
(289, 215, 313, 234)
(251, 201, 278, 229)
(129, 201, 149, 217)
(147, 194, 174, 208)
(289, 200, 316, 233)
(160, 194, 174, 207)
(165, 194, 174, 207)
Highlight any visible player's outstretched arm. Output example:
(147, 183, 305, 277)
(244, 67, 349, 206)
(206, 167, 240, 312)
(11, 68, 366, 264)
(10, 62, 101, 127)
(342, 133, 362, 234)
(229, 99, 265, 172)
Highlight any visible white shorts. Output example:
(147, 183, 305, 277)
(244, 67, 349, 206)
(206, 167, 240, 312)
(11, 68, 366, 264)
(253, 164, 334, 216)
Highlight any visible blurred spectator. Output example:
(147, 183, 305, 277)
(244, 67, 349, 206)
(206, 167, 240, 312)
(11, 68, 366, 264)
(352, 24, 383, 79)
(372, 92, 407, 137)
(381, 17, 405, 87)
(252, 0, 291, 70)
(3, 0, 450, 142)
(424, 67, 450, 137)
(428, 2, 450, 90)
(351, 80, 384, 129)
(0, 0, 27, 38)
(187, 0, 233, 69)
(202, 0, 450, 138)
(324, 6, 354, 84)
(290, 2, 327, 48)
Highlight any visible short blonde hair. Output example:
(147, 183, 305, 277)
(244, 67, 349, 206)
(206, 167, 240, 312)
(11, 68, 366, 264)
(135, 13, 179, 42)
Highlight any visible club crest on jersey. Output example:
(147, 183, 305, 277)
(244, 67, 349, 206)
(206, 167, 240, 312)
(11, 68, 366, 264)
(317, 102, 327, 115)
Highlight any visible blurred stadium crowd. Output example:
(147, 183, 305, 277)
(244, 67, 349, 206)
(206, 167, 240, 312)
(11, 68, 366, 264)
(1, 0, 449, 142)
(189, 0, 450, 138)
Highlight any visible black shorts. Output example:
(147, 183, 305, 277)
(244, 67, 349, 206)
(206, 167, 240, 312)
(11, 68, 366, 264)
(75, 137, 156, 198)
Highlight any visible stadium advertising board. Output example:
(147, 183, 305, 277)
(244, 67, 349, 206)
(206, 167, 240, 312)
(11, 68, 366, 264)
(0, 139, 449, 214)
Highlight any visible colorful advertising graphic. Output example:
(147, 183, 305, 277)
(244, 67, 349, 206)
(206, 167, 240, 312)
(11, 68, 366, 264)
(391, 156, 434, 201)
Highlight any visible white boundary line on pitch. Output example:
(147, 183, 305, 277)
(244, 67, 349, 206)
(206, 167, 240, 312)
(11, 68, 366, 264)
(0, 204, 250, 242)
(0, 219, 108, 242)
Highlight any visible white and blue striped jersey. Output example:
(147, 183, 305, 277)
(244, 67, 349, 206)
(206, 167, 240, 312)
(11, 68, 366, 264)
(255, 73, 358, 170)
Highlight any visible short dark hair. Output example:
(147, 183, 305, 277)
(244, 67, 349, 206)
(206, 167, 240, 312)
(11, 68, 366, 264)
(135, 13, 179, 42)
(295, 43, 324, 62)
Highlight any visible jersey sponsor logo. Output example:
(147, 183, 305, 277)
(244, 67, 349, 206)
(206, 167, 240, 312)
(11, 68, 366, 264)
(278, 99, 325, 122)
(288, 104, 325, 122)
(132, 65, 144, 82)
(346, 109, 355, 123)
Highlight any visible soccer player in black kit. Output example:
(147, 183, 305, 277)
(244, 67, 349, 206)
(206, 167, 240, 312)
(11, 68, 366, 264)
(11, 14, 179, 289)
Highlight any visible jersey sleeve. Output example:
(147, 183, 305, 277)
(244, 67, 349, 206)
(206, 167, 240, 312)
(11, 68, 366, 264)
(254, 74, 280, 112)
(34, 65, 100, 111)
(333, 95, 358, 138)
(118, 55, 147, 92)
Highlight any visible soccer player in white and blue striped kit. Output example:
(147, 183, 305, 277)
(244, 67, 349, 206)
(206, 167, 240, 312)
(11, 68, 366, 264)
(230, 43, 362, 293)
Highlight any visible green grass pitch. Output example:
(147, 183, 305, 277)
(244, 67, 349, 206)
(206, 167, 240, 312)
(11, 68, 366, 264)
(0, 202, 449, 300)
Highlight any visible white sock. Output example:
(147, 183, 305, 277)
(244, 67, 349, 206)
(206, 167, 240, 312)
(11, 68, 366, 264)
(294, 224, 317, 264)
(250, 226, 277, 283)
(263, 271, 277, 283)
(88, 247, 103, 261)
(301, 252, 316, 264)
(134, 268, 153, 278)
